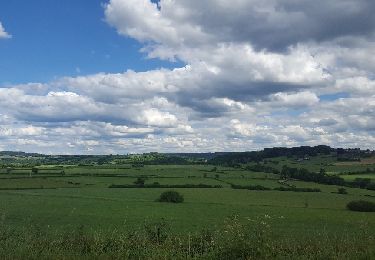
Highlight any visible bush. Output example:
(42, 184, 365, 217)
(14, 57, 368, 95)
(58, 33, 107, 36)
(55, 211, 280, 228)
(347, 200, 375, 212)
(231, 184, 271, 191)
(231, 185, 320, 192)
(157, 191, 184, 203)
(134, 177, 146, 186)
(366, 182, 375, 191)
(274, 187, 321, 192)
(109, 184, 222, 189)
(353, 178, 371, 189)
(338, 187, 347, 194)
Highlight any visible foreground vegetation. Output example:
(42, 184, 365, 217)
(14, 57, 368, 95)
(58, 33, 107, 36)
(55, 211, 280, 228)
(1, 216, 374, 259)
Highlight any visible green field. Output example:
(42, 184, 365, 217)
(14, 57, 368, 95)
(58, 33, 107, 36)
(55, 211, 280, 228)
(1, 165, 374, 233)
(0, 163, 374, 258)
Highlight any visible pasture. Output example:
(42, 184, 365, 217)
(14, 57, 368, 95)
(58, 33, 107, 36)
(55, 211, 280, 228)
(0, 163, 374, 258)
(1, 164, 374, 234)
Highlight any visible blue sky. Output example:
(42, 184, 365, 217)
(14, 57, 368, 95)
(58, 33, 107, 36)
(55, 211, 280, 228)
(0, 0, 178, 85)
(0, 0, 374, 154)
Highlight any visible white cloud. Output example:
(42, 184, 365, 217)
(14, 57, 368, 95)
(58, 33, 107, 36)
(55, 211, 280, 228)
(105, 0, 375, 54)
(230, 119, 259, 137)
(139, 108, 178, 127)
(335, 77, 375, 95)
(0, 22, 11, 39)
(270, 91, 320, 108)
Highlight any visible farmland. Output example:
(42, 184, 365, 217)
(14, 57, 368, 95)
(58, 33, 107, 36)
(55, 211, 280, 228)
(0, 147, 375, 258)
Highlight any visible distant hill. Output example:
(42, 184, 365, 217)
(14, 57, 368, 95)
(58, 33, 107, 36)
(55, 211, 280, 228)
(0, 151, 42, 157)
(0, 146, 373, 166)
(208, 146, 374, 166)
(166, 152, 230, 160)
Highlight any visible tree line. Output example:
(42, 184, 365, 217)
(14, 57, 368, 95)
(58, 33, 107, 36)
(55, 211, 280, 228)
(280, 165, 375, 191)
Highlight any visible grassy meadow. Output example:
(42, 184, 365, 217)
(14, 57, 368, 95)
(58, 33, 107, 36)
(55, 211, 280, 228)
(0, 156, 374, 258)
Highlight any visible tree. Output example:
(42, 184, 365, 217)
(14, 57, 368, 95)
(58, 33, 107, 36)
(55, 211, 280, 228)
(347, 200, 375, 212)
(157, 191, 184, 203)
(353, 178, 371, 189)
(281, 165, 290, 179)
(31, 167, 38, 176)
(134, 177, 146, 186)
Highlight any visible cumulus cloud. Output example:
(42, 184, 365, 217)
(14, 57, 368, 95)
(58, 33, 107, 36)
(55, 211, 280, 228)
(105, 0, 375, 53)
(0, 22, 11, 39)
(270, 91, 319, 108)
(0, 0, 374, 153)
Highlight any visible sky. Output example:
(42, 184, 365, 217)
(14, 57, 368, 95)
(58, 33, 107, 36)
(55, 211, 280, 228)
(0, 0, 374, 154)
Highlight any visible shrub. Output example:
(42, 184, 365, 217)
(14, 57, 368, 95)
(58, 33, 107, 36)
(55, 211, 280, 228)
(134, 177, 146, 186)
(366, 182, 375, 191)
(274, 187, 321, 192)
(353, 178, 371, 189)
(338, 187, 347, 194)
(31, 167, 38, 174)
(347, 200, 375, 212)
(157, 191, 184, 203)
(109, 184, 222, 189)
(231, 184, 271, 191)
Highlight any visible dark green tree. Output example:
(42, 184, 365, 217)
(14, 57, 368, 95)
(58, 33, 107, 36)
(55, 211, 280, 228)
(134, 177, 146, 186)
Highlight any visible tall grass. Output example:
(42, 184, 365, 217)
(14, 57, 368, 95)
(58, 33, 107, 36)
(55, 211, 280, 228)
(0, 216, 374, 259)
